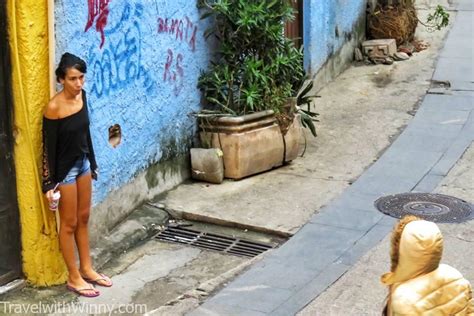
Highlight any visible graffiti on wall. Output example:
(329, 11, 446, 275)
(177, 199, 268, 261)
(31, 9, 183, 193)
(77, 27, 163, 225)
(157, 16, 197, 52)
(163, 49, 184, 96)
(85, 0, 111, 48)
(157, 16, 198, 96)
(88, 3, 155, 98)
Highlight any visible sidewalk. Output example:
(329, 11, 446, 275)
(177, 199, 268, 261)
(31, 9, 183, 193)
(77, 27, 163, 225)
(189, 1, 474, 315)
(0, 1, 467, 314)
(299, 144, 474, 315)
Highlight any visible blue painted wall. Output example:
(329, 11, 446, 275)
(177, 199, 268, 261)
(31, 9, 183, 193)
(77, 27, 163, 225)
(55, 0, 211, 204)
(304, 0, 366, 75)
(53, 0, 366, 205)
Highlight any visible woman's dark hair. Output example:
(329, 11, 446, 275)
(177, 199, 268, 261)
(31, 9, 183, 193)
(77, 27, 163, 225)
(55, 52, 87, 82)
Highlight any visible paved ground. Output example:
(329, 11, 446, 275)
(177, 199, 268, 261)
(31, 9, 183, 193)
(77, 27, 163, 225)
(1, 1, 470, 315)
(158, 1, 451, 237)
(189, 1, 474, 315)
(298, 144, 474, 316)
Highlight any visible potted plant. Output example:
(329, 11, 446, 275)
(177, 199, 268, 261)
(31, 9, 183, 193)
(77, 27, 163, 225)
(368, 0, 449, 46)
(196, 0, 318, 179)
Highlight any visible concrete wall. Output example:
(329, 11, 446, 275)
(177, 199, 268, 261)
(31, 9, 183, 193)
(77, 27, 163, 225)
(52, 0, 368, 241)
(304, 0, 367, 91)
(54, 0, 212, 241)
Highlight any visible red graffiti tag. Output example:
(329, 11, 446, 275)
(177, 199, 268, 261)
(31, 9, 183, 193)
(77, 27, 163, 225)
(157, 16, 197, 51)
(163, 49, 174, 82)
(85, 0, 111, 49)
(163, 49, 184, 96)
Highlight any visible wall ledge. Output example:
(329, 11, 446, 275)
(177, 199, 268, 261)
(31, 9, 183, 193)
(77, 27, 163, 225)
(89, 155, 190, 245)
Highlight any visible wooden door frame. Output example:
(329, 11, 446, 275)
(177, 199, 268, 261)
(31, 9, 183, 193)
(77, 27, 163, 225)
(284, 0, 304, 49)
(0, 0, 23, 285)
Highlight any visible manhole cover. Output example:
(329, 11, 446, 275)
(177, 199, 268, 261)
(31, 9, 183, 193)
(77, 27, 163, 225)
(375, 193, 473, 223)
(154, 226, 274, 258)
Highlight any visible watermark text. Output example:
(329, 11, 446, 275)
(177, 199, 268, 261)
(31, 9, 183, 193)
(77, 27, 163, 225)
(0, 301, 147, 315)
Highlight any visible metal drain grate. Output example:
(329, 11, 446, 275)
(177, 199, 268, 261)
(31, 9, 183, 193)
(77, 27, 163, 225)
(154, 226, 274, 257)
(375, 193, 473, 223)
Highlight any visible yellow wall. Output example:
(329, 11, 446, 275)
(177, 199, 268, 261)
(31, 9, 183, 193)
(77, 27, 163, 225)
(7, 0, 67, 286)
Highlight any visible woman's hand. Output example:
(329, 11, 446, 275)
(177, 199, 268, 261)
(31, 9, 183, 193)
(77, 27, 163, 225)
(45, 183, 59, 204)
(45, 189, 55, 204)
(91, 169, 99, 181)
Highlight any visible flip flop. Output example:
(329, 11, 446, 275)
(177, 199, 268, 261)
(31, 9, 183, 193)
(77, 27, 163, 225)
(82, 273, 113, 287)
(66, 284, 100, 298)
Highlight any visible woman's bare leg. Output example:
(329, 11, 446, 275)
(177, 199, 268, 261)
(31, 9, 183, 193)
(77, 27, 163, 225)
(58, 182, 97, 295)
(75, 172, 92, 270)
(76, 172, 112, 286)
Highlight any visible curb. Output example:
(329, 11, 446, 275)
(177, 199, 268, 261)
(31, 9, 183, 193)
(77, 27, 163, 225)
(145, 255, 263, 315)
(91, 203, 169, 269)
(150, 202, 293, 239)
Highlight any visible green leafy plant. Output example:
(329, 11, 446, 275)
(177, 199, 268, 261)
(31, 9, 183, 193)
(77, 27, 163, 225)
(425, 5, 450, 31)
(197, 0, 311, 125)
(297, 80, 319, 137)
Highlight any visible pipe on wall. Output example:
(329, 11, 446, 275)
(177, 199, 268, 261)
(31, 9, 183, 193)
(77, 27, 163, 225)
(48, 0, 55, 98)
(47, 0, 60, 233)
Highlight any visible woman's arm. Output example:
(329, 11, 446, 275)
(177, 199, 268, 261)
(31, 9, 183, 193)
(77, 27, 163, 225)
(87, 128, 98, 180)
(42, 117, 59, 193)
(83, 90, 98, 180)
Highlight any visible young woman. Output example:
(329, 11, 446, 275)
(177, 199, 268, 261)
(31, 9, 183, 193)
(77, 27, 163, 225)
(43, 53, 112, 297)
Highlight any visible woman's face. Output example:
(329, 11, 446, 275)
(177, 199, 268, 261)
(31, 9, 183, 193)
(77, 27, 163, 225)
(60, 67, 85, 95)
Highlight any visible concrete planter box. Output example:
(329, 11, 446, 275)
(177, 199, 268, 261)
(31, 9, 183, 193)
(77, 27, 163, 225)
(284, 113, 303, 162)
(281, 97, 303, 163)
(199, 110, 302, 180)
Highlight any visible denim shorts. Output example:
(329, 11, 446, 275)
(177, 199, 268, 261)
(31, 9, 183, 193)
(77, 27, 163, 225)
(61, 155, 91, 185)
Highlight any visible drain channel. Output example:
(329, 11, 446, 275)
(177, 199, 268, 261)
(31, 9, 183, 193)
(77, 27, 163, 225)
(154, 226, 274, 258)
